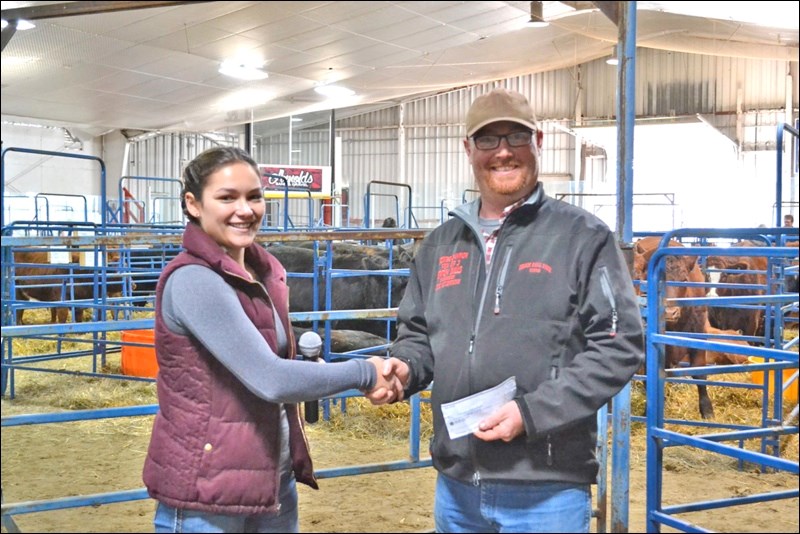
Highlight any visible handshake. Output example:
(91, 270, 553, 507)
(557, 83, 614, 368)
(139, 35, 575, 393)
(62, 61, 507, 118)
(362, 357, 409, 405)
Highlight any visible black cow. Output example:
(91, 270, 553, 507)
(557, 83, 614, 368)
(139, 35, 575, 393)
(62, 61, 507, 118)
(120, 246, 181, 307)
(266, 244, 411, 337)
(291, 240, 416, 266)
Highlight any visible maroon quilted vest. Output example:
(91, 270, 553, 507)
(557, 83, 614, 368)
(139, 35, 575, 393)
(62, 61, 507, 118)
(142, 222, 317, 514)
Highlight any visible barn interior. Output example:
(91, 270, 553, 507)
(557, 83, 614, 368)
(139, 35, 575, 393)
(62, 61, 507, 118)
(1, 2, 799, 533)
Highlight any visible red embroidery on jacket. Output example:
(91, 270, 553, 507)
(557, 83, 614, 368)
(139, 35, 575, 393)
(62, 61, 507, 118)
(436, 252, 468, 291)
(518, 261, 552, 274)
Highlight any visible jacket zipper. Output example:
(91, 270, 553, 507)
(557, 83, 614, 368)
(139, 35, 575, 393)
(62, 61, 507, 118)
(493, 248, 513, 315)
(546, 362, 559, 466)
(469, 243, 487, 485)
(463, 216, 516, 488)
(598, 266, 619, 337)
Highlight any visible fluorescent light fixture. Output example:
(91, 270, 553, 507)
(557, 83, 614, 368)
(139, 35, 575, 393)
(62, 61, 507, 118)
(1, 19, 36, 30)
(216, 89, 270, 111)
(314, 84, 355, 98)
(606, 48, 619, 66)
(218, 59, 268, 81)
(2, 56, 38, 67)
(527, 1, 549, 28)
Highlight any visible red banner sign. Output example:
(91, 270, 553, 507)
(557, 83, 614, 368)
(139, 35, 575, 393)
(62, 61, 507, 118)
(259, 165, 323, 192)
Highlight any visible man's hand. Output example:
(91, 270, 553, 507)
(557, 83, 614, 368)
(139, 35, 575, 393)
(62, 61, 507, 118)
(472, 400, 525, 442)
(363, 357, 404, 404)
(363, 357, 410, 405)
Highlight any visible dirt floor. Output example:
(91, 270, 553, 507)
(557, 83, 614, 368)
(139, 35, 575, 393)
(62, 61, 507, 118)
(2, 330, 798, 533)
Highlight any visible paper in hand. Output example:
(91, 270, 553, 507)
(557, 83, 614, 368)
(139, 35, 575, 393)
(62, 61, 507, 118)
(440, 376, 517, 439)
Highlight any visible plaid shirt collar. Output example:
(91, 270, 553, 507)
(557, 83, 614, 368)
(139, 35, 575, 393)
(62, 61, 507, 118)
(481, 194, 530, 265)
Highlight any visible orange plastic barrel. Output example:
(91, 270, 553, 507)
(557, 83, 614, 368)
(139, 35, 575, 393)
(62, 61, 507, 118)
(747, 356, 798, 402)
(121, 329, 158, 378)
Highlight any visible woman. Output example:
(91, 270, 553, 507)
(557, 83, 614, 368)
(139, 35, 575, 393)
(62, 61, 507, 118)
(143, 146, 399, 533)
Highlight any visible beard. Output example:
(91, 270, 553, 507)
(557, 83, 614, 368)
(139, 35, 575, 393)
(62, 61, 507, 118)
(480, 167, 537, 198)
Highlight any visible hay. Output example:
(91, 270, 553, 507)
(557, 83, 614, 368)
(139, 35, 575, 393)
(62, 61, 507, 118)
(309, 393, 433, 444)
(628, 363, 799, 473)
(5, 314, 431, 443)
(5, 309, 796, 467)
(4, 309, 158, 413)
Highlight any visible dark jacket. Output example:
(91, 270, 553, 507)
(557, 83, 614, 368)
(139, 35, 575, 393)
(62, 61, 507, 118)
(142, 222, 317, 515)
(390, 184, 644, 485)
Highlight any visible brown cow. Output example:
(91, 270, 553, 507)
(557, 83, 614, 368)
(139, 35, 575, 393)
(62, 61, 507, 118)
(632, 236, 683, 296)
(13, 249, 126, 324)
(785, 240, 799, 296)
(662, 249, 717, 419)
(14, 250, 79, 324)
(706, 242, 768, 337)
(633, 236, 715, 419)
(702, 324, 750, 365)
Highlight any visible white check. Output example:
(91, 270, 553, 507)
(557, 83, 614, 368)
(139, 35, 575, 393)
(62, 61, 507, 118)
(440, 376, 517, 440)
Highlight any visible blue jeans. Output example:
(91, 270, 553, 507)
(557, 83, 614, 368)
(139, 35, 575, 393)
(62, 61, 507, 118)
(153, 475, 298, 533)
(434, 473, 592, 533)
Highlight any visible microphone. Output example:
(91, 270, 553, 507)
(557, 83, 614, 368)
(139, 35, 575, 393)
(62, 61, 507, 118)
(298, 331, 323, 424)
(298, 331, 323, 361)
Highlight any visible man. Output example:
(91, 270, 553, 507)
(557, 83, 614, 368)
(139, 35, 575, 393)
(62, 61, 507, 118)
(368, 88, 644, 533)
(784, 214, 795, 227)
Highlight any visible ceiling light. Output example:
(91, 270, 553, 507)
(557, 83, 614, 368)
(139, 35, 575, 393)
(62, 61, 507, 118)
(1, 19, 36, 30)
(218, 59, 268, 81)
(527, 1, 549, 28)
(2, 56, 38, 67)
(606, 48, 619, 66)
(216, 89, 270, 111)
(314, 84, 355, 98)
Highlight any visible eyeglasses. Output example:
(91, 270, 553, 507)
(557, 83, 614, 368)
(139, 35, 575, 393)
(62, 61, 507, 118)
(472, 130, 534, 150)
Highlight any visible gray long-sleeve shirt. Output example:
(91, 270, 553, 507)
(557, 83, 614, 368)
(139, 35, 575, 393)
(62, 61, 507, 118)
(162, 264, 377, 404)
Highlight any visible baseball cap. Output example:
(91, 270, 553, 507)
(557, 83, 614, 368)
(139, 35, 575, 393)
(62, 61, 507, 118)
(465, 88, 538, 137)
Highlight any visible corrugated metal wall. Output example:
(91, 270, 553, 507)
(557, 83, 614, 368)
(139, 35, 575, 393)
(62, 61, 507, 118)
(585, 48, 792, 118)
(332, 77, 582, 227)
(337, 109, 401, 226)
(129, 48, 797, 228)
(329, 49, 795, 226)
(125, 132, 237, 224)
